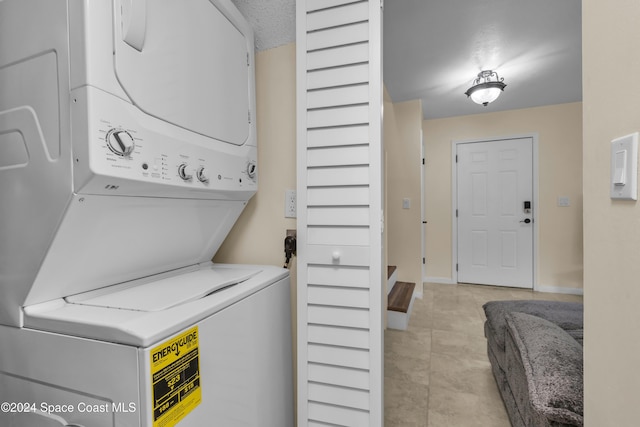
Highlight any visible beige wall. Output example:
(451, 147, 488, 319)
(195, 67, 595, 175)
(423, 102, 583, 291)
(214, 42, 297, 269)
(385, 98, 424, 289)
(213, 42, 298, 379)
(583, 0, 640, 424)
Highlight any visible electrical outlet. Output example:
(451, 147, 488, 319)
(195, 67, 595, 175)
(285, 189, 296, 218)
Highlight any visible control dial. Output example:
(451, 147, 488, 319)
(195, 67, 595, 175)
(246, 161, 257, 181)
(196, 166, 209, 183)
(106, 129, 135, 157)
(178, 163, 193, 181)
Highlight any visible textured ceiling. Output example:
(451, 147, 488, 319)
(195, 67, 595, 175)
(384, 0, 582, 119)
(230, 0, 296, 51)
(233, 0, 582, 119)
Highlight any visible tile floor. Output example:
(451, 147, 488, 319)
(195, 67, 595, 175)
(384, 282, 583, 427)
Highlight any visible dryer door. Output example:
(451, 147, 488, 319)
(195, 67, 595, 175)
(113, 0, 253, 146)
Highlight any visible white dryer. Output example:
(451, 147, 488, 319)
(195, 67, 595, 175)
(0, 1, 293, 426)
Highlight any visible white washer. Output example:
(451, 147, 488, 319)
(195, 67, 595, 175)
(0, 1, 293, 426)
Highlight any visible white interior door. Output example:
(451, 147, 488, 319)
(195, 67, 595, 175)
(456, 137, 533, 288)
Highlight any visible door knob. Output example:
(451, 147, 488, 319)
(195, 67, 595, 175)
(520, 218, 532, 224)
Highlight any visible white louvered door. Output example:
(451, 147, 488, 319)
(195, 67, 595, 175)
(296, 1, 383, 426)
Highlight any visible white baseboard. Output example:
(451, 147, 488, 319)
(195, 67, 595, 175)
(424, 276, 456, 285)
(422, 277, 583, 296)
(535, 284, 584, 296)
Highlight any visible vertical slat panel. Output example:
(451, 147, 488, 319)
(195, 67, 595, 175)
(308, 264, 370, 287)
(307, 344, 370, 370)
(307, 226, 369, 246)
(307, 104, 369, 128)
(307, 22, 369, 51)
(308, 383, 370, 410)
(307, 124, 369, 147)
(307, 42, 369, 70)
(307, 0, 360, 13)
(308, 305, 370, 329)
(307, 145, 369, 167)
(308, 363, 370, 389)
(308, 324, 370, 349)
(306, 1, 369, 31)
(307, 84, 369, 109)
(307, 63, 369, 90)
(307, 186, 369, 205)
(298, 0, 382, 425)
(308, 402, 369, 426)
(307, 166, 370, 186)
(308, 206, 370, 226)
(307, 286, 369, 308)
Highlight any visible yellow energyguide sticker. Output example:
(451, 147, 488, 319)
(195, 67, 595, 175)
(150, 326, 201, 427)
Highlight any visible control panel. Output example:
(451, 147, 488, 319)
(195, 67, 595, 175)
(73, 86, 257, 199)
(95, 123, 257, 190)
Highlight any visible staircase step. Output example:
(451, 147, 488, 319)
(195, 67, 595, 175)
(387, 281, 416, 313)
(387, 265, 398, 295)
(387, 265, 397, 279)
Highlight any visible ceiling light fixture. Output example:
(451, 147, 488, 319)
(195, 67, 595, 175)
(465, 70, 506, 106)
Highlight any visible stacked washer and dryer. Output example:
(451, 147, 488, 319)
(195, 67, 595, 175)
(0, 1, 293, 426)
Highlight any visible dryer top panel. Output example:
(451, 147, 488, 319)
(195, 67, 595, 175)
(113, 0, 254, 146)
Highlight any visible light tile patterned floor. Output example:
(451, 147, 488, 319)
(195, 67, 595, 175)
(384, 282, 583, 427)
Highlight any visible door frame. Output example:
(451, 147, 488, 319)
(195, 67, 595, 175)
(420, 128, 426, 289)
(451, 134, 539, 289)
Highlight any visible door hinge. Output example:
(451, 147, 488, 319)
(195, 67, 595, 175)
(456, 263, 458, 272)
(422, 257, 426, 265)
(247, 52, 250, 66)
(248, 110, 251, 124)
(380, 0, 384, 10)
(422, 158, 425, 165)
(456, 209, 458, 217)
(456, 154, 458, 163)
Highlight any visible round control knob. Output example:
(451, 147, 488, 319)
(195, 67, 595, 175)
(106, 129, 135, 157)
(246, 161, 257, 180)
(196, 166, 209, 183)
(178, 163, 193, 181)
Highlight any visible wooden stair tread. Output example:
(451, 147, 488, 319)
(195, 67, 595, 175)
(387, 265, 397, 279)
(387, 281, 415, 313)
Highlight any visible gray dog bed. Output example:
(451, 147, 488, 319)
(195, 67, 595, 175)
(483, 300, 584, 427)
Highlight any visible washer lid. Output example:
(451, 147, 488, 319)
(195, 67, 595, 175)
(114, 0, 253, 146)
(66, 266, 259, 312)
(23, 264, 289, 347)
